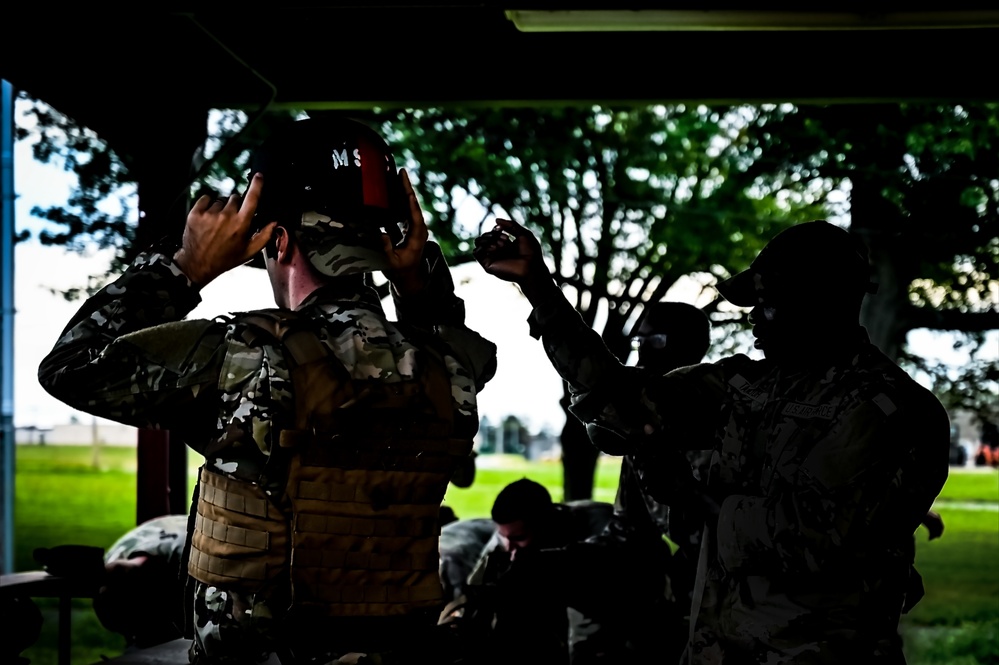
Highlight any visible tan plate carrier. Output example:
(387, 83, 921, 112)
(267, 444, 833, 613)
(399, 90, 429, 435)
(188, 309, 473, 617)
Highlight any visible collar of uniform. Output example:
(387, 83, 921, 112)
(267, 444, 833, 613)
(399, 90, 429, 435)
(776, 325, 872, 374)
(296, 278, 383, 311)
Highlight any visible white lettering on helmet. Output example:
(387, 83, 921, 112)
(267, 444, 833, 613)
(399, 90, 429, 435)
(331, 149, 350, 169)
(353, 148, 362, 167)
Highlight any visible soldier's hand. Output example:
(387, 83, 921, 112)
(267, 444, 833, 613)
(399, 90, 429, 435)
(473, 219, 548, 287)
(174, 172, 276, 289)
(922, 509, 944, 540)
(383, 169, 430, 295)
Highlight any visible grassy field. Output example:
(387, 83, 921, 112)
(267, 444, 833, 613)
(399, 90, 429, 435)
(11, 444, 999, 665)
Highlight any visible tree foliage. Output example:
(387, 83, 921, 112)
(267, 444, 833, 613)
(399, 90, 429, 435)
(365, 105, 826, 355)
(355, 104, 827, 498)
(740, 103, 999, 424)
(15, 94, 303, 296)
(15, 94, 136, 296)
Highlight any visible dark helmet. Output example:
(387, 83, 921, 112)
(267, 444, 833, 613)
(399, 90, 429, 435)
(633, 301, 711, 367)
(716, 220, 877, 307)
(248, 116, 408, 277)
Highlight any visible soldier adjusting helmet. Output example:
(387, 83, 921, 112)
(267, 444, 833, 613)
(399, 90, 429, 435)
(716, 220, 877, 308)
(249, 117, 409, 277)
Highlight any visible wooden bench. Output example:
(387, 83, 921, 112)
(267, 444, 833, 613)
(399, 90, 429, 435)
(1, 570, 100, 665)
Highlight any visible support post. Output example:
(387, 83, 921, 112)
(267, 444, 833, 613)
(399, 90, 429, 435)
(1, 79, 17, 574)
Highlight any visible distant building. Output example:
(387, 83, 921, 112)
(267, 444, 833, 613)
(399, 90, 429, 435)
(525, 430, 560, 461)
(15, 421, 137, 446)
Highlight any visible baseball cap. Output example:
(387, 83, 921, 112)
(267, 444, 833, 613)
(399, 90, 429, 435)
(716, 220, 876, 307)
(248, 117, 408, 277)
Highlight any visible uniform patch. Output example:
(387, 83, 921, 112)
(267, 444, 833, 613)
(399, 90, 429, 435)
(872, 392, 897, 416)
(781, 401, 835, 419)
(729, 374, 767, 403)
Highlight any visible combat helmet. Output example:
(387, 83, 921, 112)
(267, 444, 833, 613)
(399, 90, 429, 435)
(248, 116, 408, 277)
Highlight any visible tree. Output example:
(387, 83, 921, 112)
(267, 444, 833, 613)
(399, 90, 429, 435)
(366, 104, 826, 499)
(741, 103, 999, 425)
(15, 93, 137, 298)
(14, 95, 296, 297)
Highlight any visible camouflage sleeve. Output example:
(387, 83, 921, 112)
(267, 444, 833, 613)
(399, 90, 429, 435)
(393, 242, 498, 398)
(37, 251, 228, 436)
(715, 386, 951, 575)
(527, 286, 722, 454)
(466, 531, 506, 587)
(391, 241, 466, 327)
(104, 515, 190, 572)
(526, 285, 655, 447)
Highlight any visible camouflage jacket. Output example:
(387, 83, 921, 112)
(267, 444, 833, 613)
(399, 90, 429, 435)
(526, 288, 950, 664)
(104, 514, 190, 568)
(38, 249, 497, 654)
(466, 500, 615, 589)
(38, 250, 496, 487)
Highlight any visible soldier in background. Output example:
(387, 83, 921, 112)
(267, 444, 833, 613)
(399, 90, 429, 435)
(576, 301, 712, 664)
(94, 514, 190, 649)
(438, 517, 495, 602)
(474, 217, 951, 664)
(38, 117, 497, 664)
(448, 477, 613, 664)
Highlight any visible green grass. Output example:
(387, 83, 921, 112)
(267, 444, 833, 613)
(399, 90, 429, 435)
(935, 468, 999, 504)
(908, 507, 999, 627)
(443, 454, 624, 519)
(11, 445, 999, 665)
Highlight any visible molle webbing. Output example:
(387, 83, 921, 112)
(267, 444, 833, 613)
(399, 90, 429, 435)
(285, 441, 470, 616)
(232, 308, 471, 617)
(238, 311, 329, 367)
(188, 467, 288, 593)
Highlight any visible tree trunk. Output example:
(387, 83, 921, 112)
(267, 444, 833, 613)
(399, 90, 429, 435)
(836, 105, 915, 362)
(850, 175, 913, 361)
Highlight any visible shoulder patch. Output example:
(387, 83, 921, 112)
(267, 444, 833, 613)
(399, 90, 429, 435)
(871, 392, 897, 416)
(729, 373, 767, 403)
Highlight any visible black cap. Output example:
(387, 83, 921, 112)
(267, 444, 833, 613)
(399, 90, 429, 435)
(717, 220, 876, 307)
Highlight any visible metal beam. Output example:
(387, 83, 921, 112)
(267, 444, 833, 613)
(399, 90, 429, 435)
(1, 78, 16, 574)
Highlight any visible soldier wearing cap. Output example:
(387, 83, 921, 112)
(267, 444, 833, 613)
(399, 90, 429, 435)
(473, 218, 950, 664)
(39, 117, 497, 664)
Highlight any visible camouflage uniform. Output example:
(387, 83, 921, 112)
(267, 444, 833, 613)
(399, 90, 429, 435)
(104, 514, 190, 569)
(524, 292, 950, 665)
(463, 500, 615, 665)
(438, 518, 496, 602)
(568, 456, 684, 664)
(100, 514, 190, 647)
(38, 247, 497, 664)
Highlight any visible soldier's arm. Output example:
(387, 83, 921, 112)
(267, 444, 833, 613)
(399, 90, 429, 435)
(714, 383, 951, 575)
(515, 250, 665, 452)
(476, 218, 722, 455)
(39, 179, 273, 435)
(37, 250, 227, 433)
(384, 174, 498, 391)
